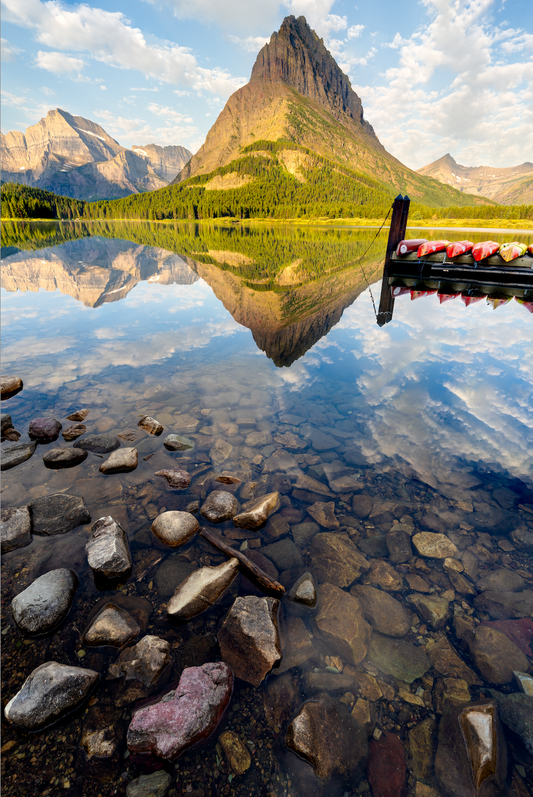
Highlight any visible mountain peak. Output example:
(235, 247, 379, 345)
(251, 15, 371, 132)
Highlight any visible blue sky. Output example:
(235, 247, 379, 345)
(2, 0, 532, 169)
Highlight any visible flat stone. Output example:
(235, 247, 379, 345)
(1, 375, 23, 398)
(261, 538, 304, 570)
(30, 493, 91, 536)
(155, 469, 191, 489)
(28, 417, 62, 441)
(219, 730, 251, 775)
(464, 625, 529, 684)
(302, 426, 340, 451)
(408, 594, 451, 630)
(352, 494, 373, 518)
(66, 408, 89, 422)
(173, 414, 200, 434)
(127, 662, 232, 760)
(303, 671, 356, 694)
(210, 439, 233, 466)
(329, 476, 363, 493)
(262, 449, 300, 474)
(12, 568, 78, 635)
(276, 615, 316, 673)
(367, 560, 403, 591)
(86, 516, 132, 578)
(233, 492, 280, 530)
(126, 771, 172, 797)
(285, 694, 367, 780)
(99, 447, 138, 473)
(218, 596, 281, 686)
(74, 434, 121, 454)
(386, 529, 413, 563)
(200, 491, 239, 523)
(138, 416, 164, 435)
(164, 434, 194, 451)
(167, 558, 239, 619)
(154, 558, 196, 601)
(511, 528, 533, 551)
(265, 513, 290, 540)
(492, 486, 519, 510)
(447, 569, 477, 595)
(474, 589, 533, 619)
(62, 423, 87, 441)
(108, 635, 172, 707)
(273, 431, 307, 451)
(245, 430, 272, 447)
(309, 532, 370, 587)
(409, 718, 437, 782)
(412, 532, 458, 558)
(1, 506, 32, 554)
(151, 511, 199, 547)
(84, 603, 140, 647)
(291, 521, 319, 547)
(359, 534, 389, 558)
(1, 413, 13, 435)
(406, 573, 431, 592)
(367, 632, 430, 684)
(490, 692, 533, 755)
(295, 474, 332, 496)
(368, 731, 407, 797)
(476, 569, 526, 593)
(307, 501, 339, 529)
(5, 661, 98, 731)
(427, 637, 481, 685)
(352, 584, 412, 637)
(1, 440, 37, 471)
(479, 619, 533, 656)
(43, 447, 88, 469)
(288, 572, 317, 607)
(313, 583, 372, 665)
(434, 677, 471, 713)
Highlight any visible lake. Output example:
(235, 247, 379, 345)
(1, 220, 532, 797)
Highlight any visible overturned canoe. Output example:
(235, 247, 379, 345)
(446, 240, 473, 258)
(500, 242, 528, 262)
(396, 239, 428, 256)
(417, 240, 450, 257)
(472, 241, 499, 262)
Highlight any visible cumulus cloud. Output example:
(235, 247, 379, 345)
(228, 35, 270, 53)
(95, 108, 203, 150)
(35, 50, 85, 75)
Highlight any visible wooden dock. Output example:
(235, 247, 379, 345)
(377, 196, 533, 325)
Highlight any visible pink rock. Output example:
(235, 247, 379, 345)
(368, 731, 407, 797)
(154, 469, 191, 489)
(127, 662, 232, 760)
(479, 618, 533, 656)
(28, 417, 62, 442)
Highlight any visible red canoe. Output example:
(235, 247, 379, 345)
(446, 240, 474, 258)
(396, 239, 428, 256)
(461, 295, 485, 307)
(417, 240, 450, 257)
(472, 241, 499, 262)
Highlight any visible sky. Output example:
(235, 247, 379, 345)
(1, 0, 532, 170)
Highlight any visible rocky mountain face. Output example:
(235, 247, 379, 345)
(417, 153, 533, 205)
(175, 15, 476, 207)
(1, 109, 192, 201)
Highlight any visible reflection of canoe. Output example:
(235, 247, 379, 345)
(446, 241, 473, 258)
(438, 293, 459, 303)
(528, 244, 533, 256)
(411, 289, 437, 300)
(391, 286, 411, 297)
(396, 239, 428, 256)
(486, 296, 510, 310)
(472, 241, 499, 262)
(515, 297, 533, 313)
(417, 240, 450, 257)
(461, 295, 485, 307)
(500, 242, 528, 262)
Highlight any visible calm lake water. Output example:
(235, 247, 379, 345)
(1, 221, 533, 797)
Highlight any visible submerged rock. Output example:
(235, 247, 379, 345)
(30, 493, 91, 536)
(209, 439, 233, 466)
(74, 434, 121, 454)
(288, 572, 317, 607)
(1, 506, 32, 554)
(490, 691, 533, 756)
(66, 408, 89, 422)
(12, 568, 78, 635)
(151, 511, 199, 547)
(100, 447, 138, 473)
(367, 632, 430, 684)
(367, 560, 403, 591)
(309, 532, 370, 588)
(155, 468, 191, 489)
(43, 447, 88, 469)
(285, 694, 367, 781)
(167, 558, 239, 620)
(352, 584, 412, 637)
(108, 635, 172, 707)
(138, 416, 164, 435)
(463, 625, 529, 684)
(313, 583, 372, 665)
(1, 375, 23, 398)
(476, 569, 526, 593)
(86, 516, 132, 578)
(474, 589, 533, 620)
(408, 593, 451, 630)
(218, 596, 281, 686)
(233, 492, 280, 530)
(28, 417, 62, 442)
(201, 491, 239, 523)
(218, 730, 252, 775)
(368, 731, 407, 797)
(1, 440, 37, 471)
(127, 662, 233, 760)
(84, 603, 140, 647)
(307, 501, 339, 529)
(164, 434, 194, 451)
(412, 532, 458, 559)
(4, 661, 98, 731)
(62, 423, 87, 441)
(126, 771, 172, 797)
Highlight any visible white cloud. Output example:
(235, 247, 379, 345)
(228, 35, 270, 53)
(94, 109, 203, 151)
(35, 50, 85, 75)
(347, 24, 364, 39)
(1, 38, 23, 62)
(1, 91, 27, 107)
(2, 0, 247, 97)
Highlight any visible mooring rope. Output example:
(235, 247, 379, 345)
(355, 203, 393, 320)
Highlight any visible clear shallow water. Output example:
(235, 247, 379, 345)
(1, 221, 533, 797)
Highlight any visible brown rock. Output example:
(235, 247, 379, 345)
(427, 637, 481, 686)
(218, 731, 251, 775)
(151, 511, 199, 547)
(409, 717, 437, 782)
(413, 532, 458, 559)
(352, 671, 382, 702)
(167, 558, 239, 619)
(62, 423, 87, 441)
(99, 447, 138, 474)
(83, 604, 140, 647)
(277, 615, 316, 673)
(285, 694, 368, 780)
(408, 594, 450, 630)
(386, 528, 413, 563)
(209, 438, 233, 466)
(352, 494, 373, 518)
(367, 632, 430, 684)
(218, 596, 281, 686)
(1, 375, 23, 397)
(108, 635, 172, 706)
(66, 408, 89, 422)
(201, 490, 239, 523)
(464, 625, 529, 685)
(313, 583, 372, 665)
(434, 678, 471, 714)
(351, 698, 375, 735)
(367, 560, 403, 591)
(473, 589, 533, 620)
(138, 416, 164, 435)
(351, 584, 412, 637)
(233, 491, 280, 529)
(406, 573, 431, 592)
(307, 501, 339, 529)
(309, 532, 370, 587)
(155, 469, 191, 489)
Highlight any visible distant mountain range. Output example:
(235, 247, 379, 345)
(417, 153, 533, 205)
(0, 109, 192, 201)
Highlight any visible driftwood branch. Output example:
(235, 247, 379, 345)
(198, 527, 285, 596)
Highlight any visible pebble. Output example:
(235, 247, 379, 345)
(126, 771, 172, 797)
(42, 447, 88, 469)
(99, 447, 138, 473)
(12, 568, 78, 635)
(83, 603, 140, 647)
(164, 433, 194, 451)
(288, 572, 317, 607)
(412, 532, 458, 559)
(167, 558, 240, 619)
(154, 468, 191, 489)
(62, 423, 87, 441)
(86, 516, 132, 578)
(201, 491, 240, 523)
(66, 409, 89, 422)
(218, 730, 252, 775)
(233, 491, 280, 530)
(151, 510, 199, 547)
(138, 416, 164, 435)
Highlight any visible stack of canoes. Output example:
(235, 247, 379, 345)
(392, 287, 532, 312)
(395, 239, 531, 264)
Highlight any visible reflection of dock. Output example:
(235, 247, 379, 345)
(377, 196, 533, 325)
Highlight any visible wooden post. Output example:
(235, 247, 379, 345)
(377, 194, 410, 326)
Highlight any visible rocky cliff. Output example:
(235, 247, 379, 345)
(1, 110, 191, 201)
(417, 154, 533, 205)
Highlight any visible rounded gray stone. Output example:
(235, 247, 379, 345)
(200, 491, 239, 523)
(163, 434, 194, 451)
(43, 447, 88, 469)
(126, 770, 172, 797)
(151, 511, 199, 547)
(1, 506, 32, 554)
(1, 441, 37, 471)
(12, 568, 78, 634)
